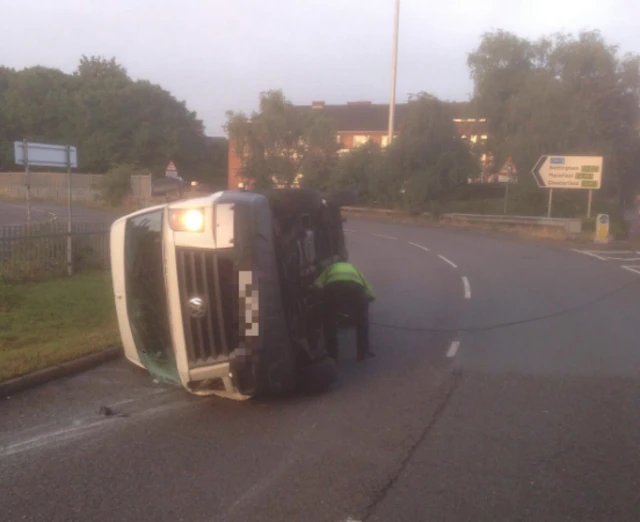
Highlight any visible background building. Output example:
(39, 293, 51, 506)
(227, 100, 490, 189)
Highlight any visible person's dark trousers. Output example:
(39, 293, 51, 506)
(322, 281, 370, 361)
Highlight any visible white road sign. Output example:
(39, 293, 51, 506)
(14, 141, 78, 168)
(165, 160, 178, 178)
(531, 155, 603, 190)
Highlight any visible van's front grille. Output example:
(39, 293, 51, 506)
(175, 247, 239, 367)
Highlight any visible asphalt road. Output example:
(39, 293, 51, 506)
(0, 201, 57, 225)
(0, 200, 123, 226)
(2, 212, 640, 522)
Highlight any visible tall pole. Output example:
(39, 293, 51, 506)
(503, 182, 509, 215)
(66, 145, 73, 276)
(23, 138, 31, 226)
(387, 0, 400, 144)
(548, 188, 554, 218)
(587, 189, 593, 219)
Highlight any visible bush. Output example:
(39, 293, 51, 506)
(98, 164, 140, 206)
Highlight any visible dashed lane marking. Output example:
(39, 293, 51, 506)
(371, 233, 397, 240)
(408, 241, 430, 252)
(621, 265, 640, 275)
(462, 276, 471, 299)
(438, 254, 458, 269)
(447, 341, 461, 358)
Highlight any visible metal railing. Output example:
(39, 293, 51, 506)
(0, 221, 111, 281)
(441, 213, 582, 234)
(341, 207, 582, 234)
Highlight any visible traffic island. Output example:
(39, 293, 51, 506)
(0, 272, 121, 394)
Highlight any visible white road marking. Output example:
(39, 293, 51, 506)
(583, 250, 634, 254)
(0, 400, 192, 459)
(372, 233, 397, 240)
(462, 276, 471, 299)
(571, 249, 607, 261)
(344, 228, 356, 232)
(572, 249, 640, 261)
(438, 254, 458, 269)
(408, 241, 430, 251)
(447, 341, 461, 358)
(621, 265, 640, 275)
(0, 421, 106, 458)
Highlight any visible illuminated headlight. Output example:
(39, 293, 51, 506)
(169, 208, 205, 232)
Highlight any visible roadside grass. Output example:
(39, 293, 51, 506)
(0, 271, 120, 382)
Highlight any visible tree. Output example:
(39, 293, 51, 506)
(225, 90, 339, 189)
(390, 93, 478, 211)
(322, 93, 476, 211)
(468, 29, 640, 203)
(330, 141, 387, 205)
(0, 56, 218, 181)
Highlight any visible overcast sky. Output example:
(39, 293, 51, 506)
(1, 0, 638, 136)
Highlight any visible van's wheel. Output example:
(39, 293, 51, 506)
(297, 356, 338, 394)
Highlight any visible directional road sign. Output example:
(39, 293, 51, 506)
(14, 141, 78, 168)
(531, 155, 603, 190)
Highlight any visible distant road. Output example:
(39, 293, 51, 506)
(0, 201, 56, 226)
(0, 200, 122, 226)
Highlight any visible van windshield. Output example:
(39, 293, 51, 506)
(124, 209, 180, 385)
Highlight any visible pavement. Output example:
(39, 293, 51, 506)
(2, 204, 640, 521)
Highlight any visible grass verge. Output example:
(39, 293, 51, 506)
(0, 271, 120, 382)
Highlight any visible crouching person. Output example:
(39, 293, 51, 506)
(312, 261, 376, 362)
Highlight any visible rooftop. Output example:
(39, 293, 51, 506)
(295, 101, 487, 133)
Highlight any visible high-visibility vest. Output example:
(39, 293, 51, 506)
(313, 262, 376, 300)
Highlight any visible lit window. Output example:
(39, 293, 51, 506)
(352, 135, 370, 147)
(481, 135, 488, 140)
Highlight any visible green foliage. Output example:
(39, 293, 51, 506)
(0, 56, 225, 183)
(468, 29, 640, 204)
(227, 90, 477, 211)
(99, 164, 139, 206)
(225, 89, 339, 189)
(326, 93, 477, 211)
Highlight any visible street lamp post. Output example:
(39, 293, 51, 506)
(387, 0, 400, 144)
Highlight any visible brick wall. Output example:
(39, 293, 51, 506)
(227, 139, 243, 189)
